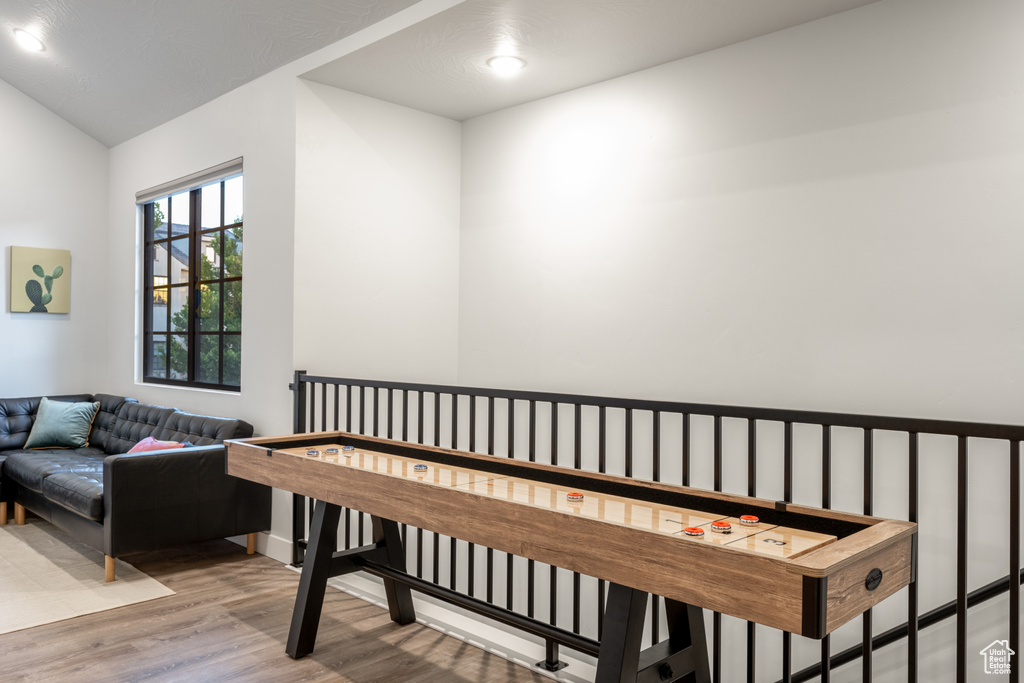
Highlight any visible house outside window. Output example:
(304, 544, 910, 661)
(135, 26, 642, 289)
(138, 159, 243, 391)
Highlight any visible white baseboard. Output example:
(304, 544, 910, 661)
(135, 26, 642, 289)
(226, 531, 292, 564)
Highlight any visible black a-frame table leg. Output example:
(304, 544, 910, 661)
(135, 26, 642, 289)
(286, 501, 417, 659)
(371, 516, 415, 625)
(286, 500, 341, 659)
(595, 583, 711, 683)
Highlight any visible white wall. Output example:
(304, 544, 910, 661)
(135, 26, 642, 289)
(294, 80, 461, 383)
(459, 0, 1024, 426)
(107, 68, 301, 553)
(0, 78, 110, 396)
(458, 1, 1024, 680)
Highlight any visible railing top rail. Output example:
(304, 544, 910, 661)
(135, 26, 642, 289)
(295, 373, 1024, 442)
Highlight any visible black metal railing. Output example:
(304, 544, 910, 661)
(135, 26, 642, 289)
(288, 370, 1022, 683)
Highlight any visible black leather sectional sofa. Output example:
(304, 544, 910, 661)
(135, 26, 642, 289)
(0, 393, 271, 581)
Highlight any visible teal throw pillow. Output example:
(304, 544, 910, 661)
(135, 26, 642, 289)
(24, 397, 101, 449)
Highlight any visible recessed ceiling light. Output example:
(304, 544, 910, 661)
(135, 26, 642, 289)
(13, 28, 45, 52)
(487, 55, 525, 77)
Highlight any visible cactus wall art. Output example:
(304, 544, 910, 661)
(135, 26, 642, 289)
(10, 247, 71, 313)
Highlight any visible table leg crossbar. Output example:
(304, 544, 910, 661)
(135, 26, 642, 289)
(288, 501, 710, 683)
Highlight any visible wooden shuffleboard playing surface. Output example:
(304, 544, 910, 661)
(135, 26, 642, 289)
(227, 431, 917, 641)
(277, 443, 837, 561)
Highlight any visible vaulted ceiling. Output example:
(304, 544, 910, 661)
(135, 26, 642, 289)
(0, 0, 882, 147)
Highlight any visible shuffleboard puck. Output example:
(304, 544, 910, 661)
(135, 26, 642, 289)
(342, 445, 355, 456)
(683, 527, 705, 537)
(711, 520, 732, 533)
(740, 515, 760, 525)
(566, 492, 585, 502)
(305, 449, 320, 456)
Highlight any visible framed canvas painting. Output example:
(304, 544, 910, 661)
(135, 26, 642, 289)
(10, 247, 71, 313)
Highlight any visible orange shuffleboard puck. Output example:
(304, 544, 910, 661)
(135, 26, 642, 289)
(740, 515, 760, 525)
(683, 527, 705, 537)
(566, 492, 585, 502)
(710, 520, 732, 533)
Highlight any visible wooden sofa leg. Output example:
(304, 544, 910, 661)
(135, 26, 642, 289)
(105, 556, 116, 582)
(246, 532, 256, 555)
(0, 501, 6, 525)
(14, 502, 26, 525)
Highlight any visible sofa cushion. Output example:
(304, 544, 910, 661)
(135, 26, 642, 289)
(41, 471, 105, 521)
(156, 410, 254, 445)
(104, 403, 176, 454)
(24, 397, 100, 449)
(87, 394, 137, 452)
(0, 394, 93, 451)
(3, 450, 106, 492)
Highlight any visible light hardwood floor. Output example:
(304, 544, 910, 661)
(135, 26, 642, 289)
(0, 539, 548, 682)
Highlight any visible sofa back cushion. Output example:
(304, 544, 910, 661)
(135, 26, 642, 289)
(0, 394, 94, 451)
(87, 394, 137, 452)
(104, 402, 177, 454)
(156, 410, 254, 446)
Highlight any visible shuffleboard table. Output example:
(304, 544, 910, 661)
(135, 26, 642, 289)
(226, 431, 916, 683)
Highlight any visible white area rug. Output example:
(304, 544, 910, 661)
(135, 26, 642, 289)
(0, 518, 174, 634)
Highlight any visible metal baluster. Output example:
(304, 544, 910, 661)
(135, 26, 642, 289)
(487, 396, 495, 603)
(450, 393, 458, 592)
(343, 384, 352, 551)
(747, 418, 758, 683)
(345, 385, 352, 432)
(908, 432, 918, 683)
(415, 390, 424, 578)
(508, 398, 515, 612)
(307, 382, 315, 432)
(821, 425, 832, 683)
(468, 395, 477, 597)
(782, 421, 793, 683)
(573, 403, 582, 634)
(452, 393, 458, 449)
(653, 410, 662, 647)
(625, 407, 633, 479)
(956, 436, 968, 683)
(550, 402, 559, 632)
(434, 393, 440, 447)
(528, 400, 536, 617)
(319, 383, 326, 431)
(682, 413, 691, 487)
(1010, 440, 1020, 683)
(332, 385, 339, 430)
(864, 428, 874, 683)
(713, 415, 722, 683)
(387, 388, 393, 439)
(597, 406, 607, 638)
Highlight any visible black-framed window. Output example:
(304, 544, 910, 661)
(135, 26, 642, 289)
(142, 173, 242, 391)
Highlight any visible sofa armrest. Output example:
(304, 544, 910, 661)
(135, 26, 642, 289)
(103, 445, 272, 558)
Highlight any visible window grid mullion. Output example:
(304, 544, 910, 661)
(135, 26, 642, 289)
(164, 196, 173, 379)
